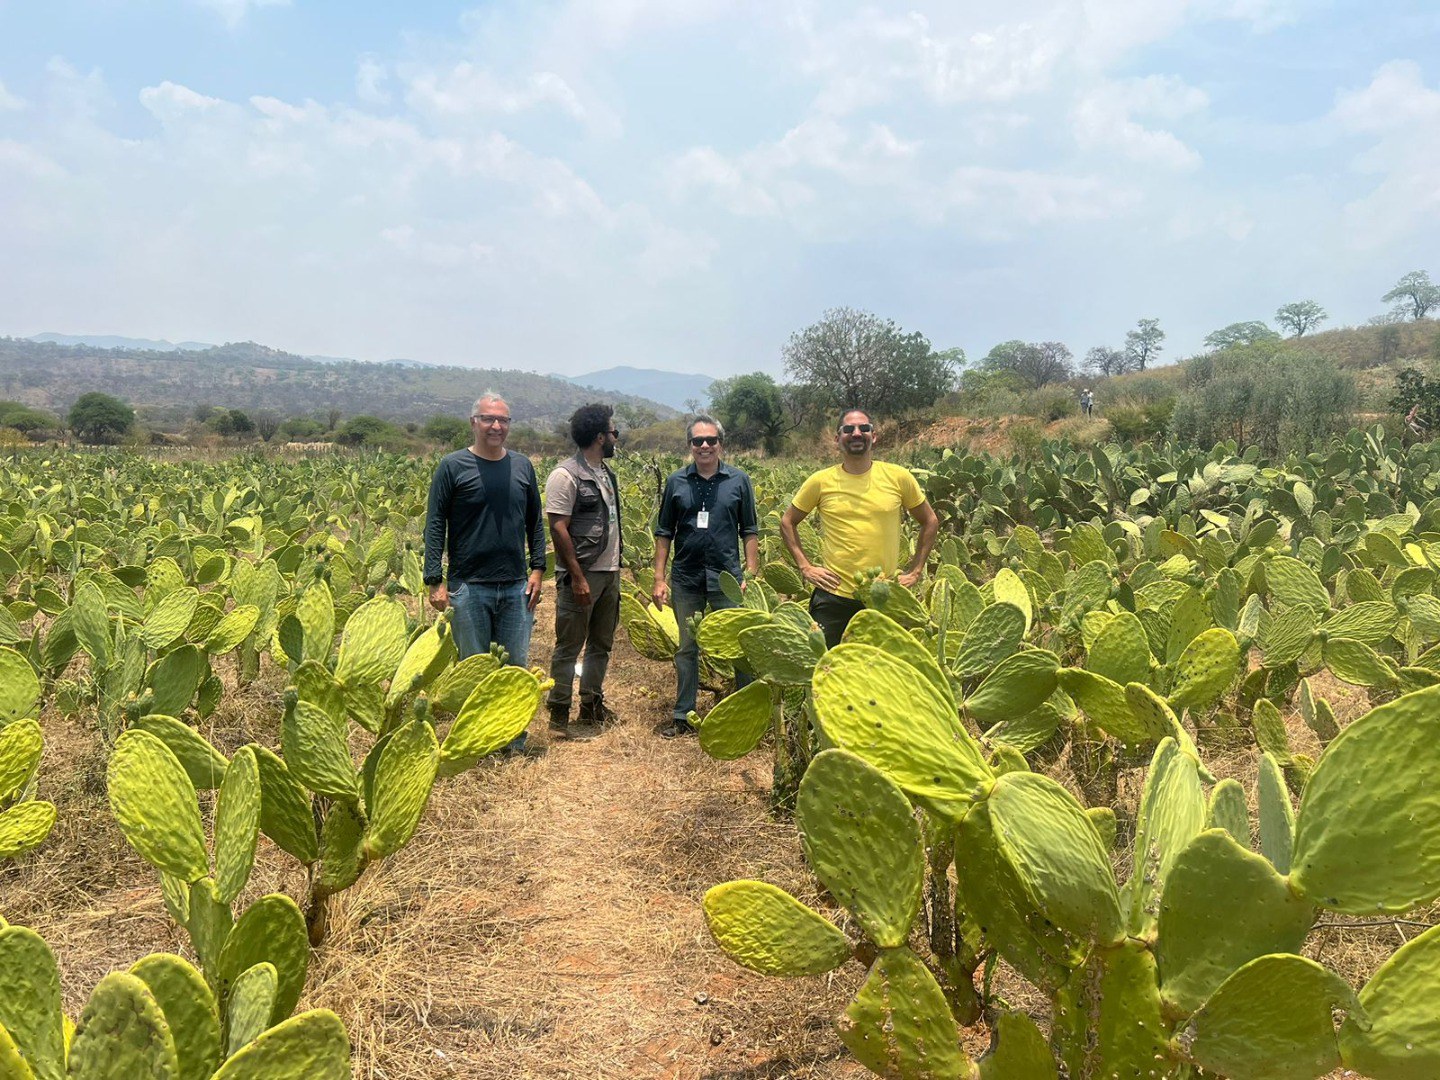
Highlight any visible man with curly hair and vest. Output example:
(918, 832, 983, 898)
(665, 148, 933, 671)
(545, 403, 623, 740)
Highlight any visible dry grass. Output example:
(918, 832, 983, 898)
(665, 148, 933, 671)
(1, 600, 1430, 1079)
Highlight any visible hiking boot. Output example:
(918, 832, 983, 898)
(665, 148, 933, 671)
(579, 697, 619, 727)
(655, 717, 695, 739)
(547, 705, 570, 736)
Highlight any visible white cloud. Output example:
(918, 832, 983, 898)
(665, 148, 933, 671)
(0, 80, 26, 112)
(139, 81, 227, 124)
(192, 0, 290, 30)
(406, 64, 590, 127)
(1072, 75, 1208, 170)
(0, 140, 64, 177)
(355, 56, 390, 105)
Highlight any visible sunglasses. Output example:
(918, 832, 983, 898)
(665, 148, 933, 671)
(689, 436, 720, 447)
(607, 429, 621, 438)
(472, 414, 512, 425)
(839, 423, 874, 435)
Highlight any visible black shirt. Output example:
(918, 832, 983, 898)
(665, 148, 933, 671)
(424, 449, 546, 586)
(654, 461, 758, 591)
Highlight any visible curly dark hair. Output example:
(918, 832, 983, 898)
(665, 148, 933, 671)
(569, 403, 614, 449)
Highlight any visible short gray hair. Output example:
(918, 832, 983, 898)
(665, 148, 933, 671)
(686, 414, 725, 442)
(471, 392, 508, 418)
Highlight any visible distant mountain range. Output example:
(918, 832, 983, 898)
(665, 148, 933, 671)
(560, 366, 715, 411)
(30, 332, 215, 352)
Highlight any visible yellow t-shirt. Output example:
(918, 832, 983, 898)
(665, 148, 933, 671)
(791, 461, 926, 598)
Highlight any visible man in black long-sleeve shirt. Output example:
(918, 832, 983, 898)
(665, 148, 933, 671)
(423, 395, 546, 687)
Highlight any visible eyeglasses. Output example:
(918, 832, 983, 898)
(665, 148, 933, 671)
(839, 423, 874, 435)
(472, 414, 512, 426)
(689, 436, 720, 447)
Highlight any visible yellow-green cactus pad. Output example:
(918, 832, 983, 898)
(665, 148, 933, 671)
(210, 1009, 351, 1080)
(696, 681, 773, 762)
(1321, 601, 1400, 646)
(1207, 779, 1250, 847)
(1338, 924, 1440, 1079)
(738, 622, 816, 686)
(991, 567, 1032, 636)
(0, 648, 41, 726)
(1185, 954, 1358, 1080)
(982, 702, 1064, 755)
(438, 667, 540, 776)
(202, 606, 259, 656)
(225, 962, 277, 1057)
(950, 603, 1027, 678)
(281, 700, 358, 801)
(1265, 556, 1330, 611)
(703, 880, 850, 976)
(1262, 604, 1319, 668)
(1055, 941, 1169, 1080)
(67, 971, 179, 1080)
(1157, 830, 1315, 1016)
(0, 924, 64, 1080)
(0, 1024, 34, 1080)
(1086, 805, 1117, 849)
(291, 660, 345, 723)
(618, 594, 679, 662)
(1124, 739, 1206, 936)
(334, 597, 409, 688)
(217, 895, 308, 1025)
(1056, 669, 1150, 744)
(108, 730, 209, 883)
(185, 879, 233, 986)
(965, 651, 1059, 726)
(1258, 751, 1295, 875)
(1291, 685, 1440, 913)
(141, 586, 200, 650)
(317, 800, 366, 893)
(131, 716, 229, 792)
(0, 802, 56, 861)
(977, 1010, 1055, 1080)
(1124, 682, 1210, 776)
(837, 946, 975, 1080)
(213, 748, 260, 906)
(146, 645, 206, 719)
(1322, 637, 1399, 688)
(1085, 612, 1150, 686)
(988, 771, 1123, 946)
(1168, 628, 1240, 713)
(842, 610, 952, 707)
(796, 750, 923, 949)
(252, 748, 318, 865)
(813, 644, 990, 803)
(384, 619, 452, 708)
(129, 954, 220, 1080)
(0, 719, 42, 804)
(426, 653, 501, 715)
(364, 719, 438, 860)
(293, 581, 335, 666)
(695, 608, 771, 661)
(69, 582, 110, 666)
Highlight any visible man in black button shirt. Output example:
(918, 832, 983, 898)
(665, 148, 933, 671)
(651, 416, 758, 738)
(423, 395, 546, 743)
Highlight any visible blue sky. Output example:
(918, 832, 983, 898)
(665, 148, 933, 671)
(1, 1, 1437, 378)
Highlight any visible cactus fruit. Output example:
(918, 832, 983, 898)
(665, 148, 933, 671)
(837, 947, 975, 1079)
(796, 751, 923, 948)
(695, 681, 774, 761)
(702, 880, 851, 976)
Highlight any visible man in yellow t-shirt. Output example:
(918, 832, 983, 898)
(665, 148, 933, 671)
(779, 408, 940, 647)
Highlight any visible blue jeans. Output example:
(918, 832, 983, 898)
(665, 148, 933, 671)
(449, 580, 534, 749)
(449, 579, 534, 667)
(672, 582, 751, 723)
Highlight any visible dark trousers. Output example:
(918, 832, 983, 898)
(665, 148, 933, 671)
(547, 569, 620, 711)
(809, 587, 866, 649)
(671, 582, 752, 722)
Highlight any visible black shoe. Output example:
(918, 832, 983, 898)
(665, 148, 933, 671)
(655, 718, 695, 739)
(547, 705, 570, 736)
(579, 697, 619, 726)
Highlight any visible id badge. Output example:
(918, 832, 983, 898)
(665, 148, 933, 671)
(696, 511, 710, 530)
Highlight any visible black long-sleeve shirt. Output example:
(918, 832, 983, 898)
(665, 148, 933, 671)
(424, 449, 546, 586)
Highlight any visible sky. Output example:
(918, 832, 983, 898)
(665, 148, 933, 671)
(0, 1, 1437, 379)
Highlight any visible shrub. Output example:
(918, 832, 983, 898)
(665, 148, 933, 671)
(1024, 388, 1077, 422)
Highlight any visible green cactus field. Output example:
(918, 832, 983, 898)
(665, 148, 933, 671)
(2, 431, 1439, 1078)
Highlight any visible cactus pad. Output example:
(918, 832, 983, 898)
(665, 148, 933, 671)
(364, 719, 438, 860)
(0, 802, 56, 861)
(796, 750, 923, 948)
(812, 644, 990, 803)
(426, 653, 501, 715)
(281, 700, 358, 801)
(1206, 779, 1250, 847)
(964, 651, 1059, 725)
(213, 747, 260, 906)
(202, 605, 259, 656)
(1124, 738, 1206, 936)
(129, 954, 220, 1080)
(1168, 628, 1240, 713)
(385, 619, 453, 708)
(334, 596, 409, 688)
(950, 602, 1027, 678)
(0, 719, 42, 804)
(438, 667, 541, 776)
(1322, 636, 1399, 688)
(210, 1009, 351, 1079)
(1261, 604, 1318, 668)
(1265, 556, 1330, 611)
(146, 645, 206, 719)
(0, 648, 41, 726)
(1257, 751, 1295, 875)
(977, 1011, 1056, 1080)
(130, 716, 229, 792)
(0, 924, 64, 1080)
(1085, 611, 1150, 686)
(695, 681, 773, 761)
(837, 946, 975, 1080)
(67, 972, 180, 1079)
(1320, 601, 1400, 646)
(988, 771, 1123, 946)
(108, 730, 209, 883)
(702, 880, 850, 976)
(842, 610, 952, 707)
(694, 608, 771, 661)
(141, 586, 200, 650)
(252, 748, 318, 865)
(1291, 685, 1440, 913)
(1338, 924, 1440, 1079)
(217, 895, 309, 1025)
(982, 702, 1064, 754)
(737, 622, 816, 687)
(1056, 668, 1150, 744)
(1055, 941, 1169, 1080)
(225, 962, 278, 1056)
(1251, 698, 1292, 764)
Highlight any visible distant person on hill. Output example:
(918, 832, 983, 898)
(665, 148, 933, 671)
(1080, 388, 1094, 417)
(424, 393, 546, 753)
(779, 408, 939, 648)
(545, 403, 623, 740)
(651, 416, 759, 739)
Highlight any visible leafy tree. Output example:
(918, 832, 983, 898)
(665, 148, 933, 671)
(325, 407, 342, 432)
(209, 409, 255, 437)
(1203, 321, 1280, 350)
(68, 392, 134, 444)
(1383, 270, 1440, 321)
(0, 401, 59, 436)
(336, 415, 396, 446)
(1124, 318, 1165, 371)
(1083, 346, 1130, 378)
(253, 410, 280, 441)
(709, 372, 789, 454)
(782, 308, 960, 415)
(1390, 367, 1440, 419)
(1275, 300, 1327, 337)
(982, 340, 1073, 388)
(422, 414, 469, 448)
(278, 417, 326, 440)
